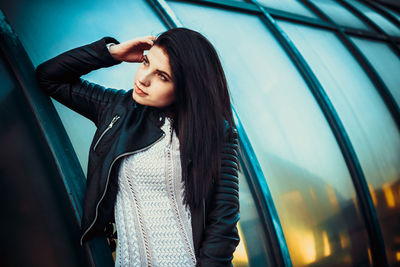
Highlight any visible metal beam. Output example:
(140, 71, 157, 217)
(147, 0, 183, 28)
(233, 109, 293, 267)
(362, 0, 400, 27)
(0, 9, 114, 267)
(337, 0, 400, 59)
(250, 1, 389, 266)
(301, 0, 400, 131)
(170, 0, 396, 42)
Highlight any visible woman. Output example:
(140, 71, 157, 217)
(36, 27, 240, 267)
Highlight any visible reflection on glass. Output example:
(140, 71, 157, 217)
(310, 0, 371, 31)
(350, 36, 400, 107)
(0, 0, 166, 175)
(346, 0, 400, 36)
(278, 20, 400, 266)
(233, 220, 250, 266)
(257, 0, 318, 19)
(234, 168, 273, 266)
(169, 1, 371, 266)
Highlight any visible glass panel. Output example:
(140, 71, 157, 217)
(351, 37, 400, 107)
(0, 0, 166, 175)
(311, 0, 371, 31)
(346, 0, 400, 36)
(278, 20, 400, 266)
(169, 2, 371, 266)
(233, 170, 272, 266)
(257, 0, 318, 19)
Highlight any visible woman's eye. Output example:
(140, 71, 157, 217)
(159, 74, 167, 81)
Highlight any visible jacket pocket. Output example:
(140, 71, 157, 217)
(93, 114, 120, 152)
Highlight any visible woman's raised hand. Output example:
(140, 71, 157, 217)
(108, 35, 156, 62)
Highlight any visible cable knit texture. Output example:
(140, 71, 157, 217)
(114, 116, 196, 267)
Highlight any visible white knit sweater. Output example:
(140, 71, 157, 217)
(114, 116, 197, 267)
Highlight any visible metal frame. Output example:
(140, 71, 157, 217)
(0, 9, 114, 267)
(249, 1, 388, 266)
(300, 0, 400, 132)
(373, 0, 400, 12)
(169, 0, 400, 43)
(337, 0, 400, 56)
(233, 109, 292, 267)
(147, 0, 184, 28)
(362, 0, 400, 28)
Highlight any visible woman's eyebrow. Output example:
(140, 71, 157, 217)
(144, 55, 172, 79)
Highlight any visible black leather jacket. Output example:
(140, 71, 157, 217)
(35, 37, 240, 266)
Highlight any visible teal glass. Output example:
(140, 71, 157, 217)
(257, 0, 318, 19)
(279, 20, 400, 266)
(169, 1, 371, 266)
(233, 169, 272, 266)
(346, 0, 400, 36)
(351, 37, 400, 107)
(0, 0, 166, 175)
(310, 0, 371, 31)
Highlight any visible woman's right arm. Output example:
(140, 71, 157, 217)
(35, 36, 124, 126)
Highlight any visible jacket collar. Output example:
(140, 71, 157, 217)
(112, 103, 165, 157)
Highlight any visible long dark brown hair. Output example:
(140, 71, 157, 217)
(153, 28, 235, 212)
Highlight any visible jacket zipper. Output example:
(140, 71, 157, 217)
(80, 131, 166, 246)
(93, 115, 120, 152)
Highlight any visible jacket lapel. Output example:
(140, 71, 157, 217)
(114, 104, 165, 156)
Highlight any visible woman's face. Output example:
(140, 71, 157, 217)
(132, 45, 175, 108)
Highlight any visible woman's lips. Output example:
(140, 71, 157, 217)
(134, 82, 148, 96)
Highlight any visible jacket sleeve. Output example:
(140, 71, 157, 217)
(198, 127, 240, 267)
(35, 36, 125, 126)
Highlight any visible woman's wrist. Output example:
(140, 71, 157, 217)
(107, 43, 120, 61)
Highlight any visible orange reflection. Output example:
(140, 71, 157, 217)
(368, 247, 372, 265)
(326, 185, 339, 211)
(232, 222, 249, 267)
(295, 229, 316, 264)
(322, 230, 331, 257)
(309, 188, 317, 202)
(344, 255, 352, 264)
(396, 251, 400, 262)
(382, 182, 395, 208)
(339, 233, 349, 249)
(279, 191, 316, 265)
(368, 183, 378, 207)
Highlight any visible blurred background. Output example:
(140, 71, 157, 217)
(0, 0, 399, 266)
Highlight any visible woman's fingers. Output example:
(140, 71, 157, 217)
(114, 35, 157, 62)
(141, 35, 156, 46)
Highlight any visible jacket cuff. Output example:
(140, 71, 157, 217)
(91, 36, 123, 66)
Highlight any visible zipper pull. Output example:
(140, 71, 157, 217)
(92, 115, 120, 152)
(109, 115, 120, 127)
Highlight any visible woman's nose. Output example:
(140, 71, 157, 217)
(138, 73, 151, 87)
(139, 79, 150, 87)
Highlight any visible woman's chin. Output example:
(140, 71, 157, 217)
(132, 92, 141, 104)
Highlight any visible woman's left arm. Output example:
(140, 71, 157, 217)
(197, 127, 240, 267)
